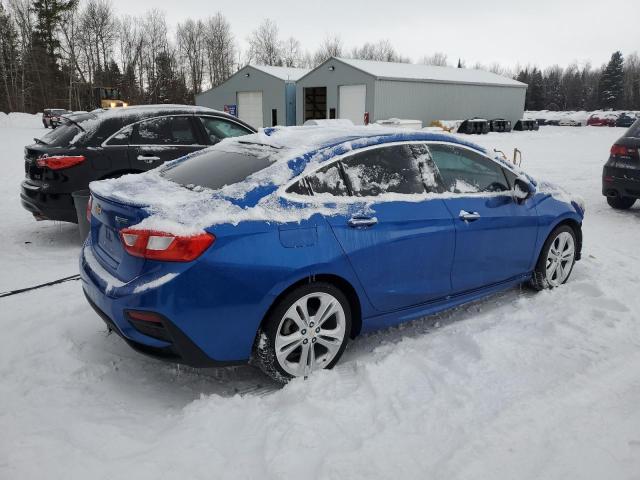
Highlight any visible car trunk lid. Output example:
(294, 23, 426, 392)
(89, 191, 148, 283)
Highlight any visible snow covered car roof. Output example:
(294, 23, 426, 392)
(89, 126, 494, 235)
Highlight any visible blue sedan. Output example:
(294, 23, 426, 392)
(80, 127, 585, 382)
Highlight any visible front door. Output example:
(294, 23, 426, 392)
(428, 143, 539, 293)
(128, 115, 204, 170)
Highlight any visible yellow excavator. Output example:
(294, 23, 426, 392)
(93, 86, 128, 109)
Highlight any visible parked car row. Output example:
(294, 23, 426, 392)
(30, 103, 635, 383)
(457, 118, 514, 134)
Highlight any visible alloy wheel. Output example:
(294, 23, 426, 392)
(545, 231, 575, 287)
(274, 292, 346, 377)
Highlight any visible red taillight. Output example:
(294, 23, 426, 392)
(36, 155, 86, 170)
(610, 144, 639, 158)
(86, 195, 93, 222)
(119, 228, 215, 262)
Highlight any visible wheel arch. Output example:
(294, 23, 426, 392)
(260, 273, 363, 340)
(552, 217, 583, 260)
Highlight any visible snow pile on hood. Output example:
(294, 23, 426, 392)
(90, 126, 491, 235)
(0, 112, 42, 129)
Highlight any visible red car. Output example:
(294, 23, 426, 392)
(587, 113, 617, 127)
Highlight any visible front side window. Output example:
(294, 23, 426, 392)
(428, 144, 510, 193)
(199, 117, 251, 143)
(132, 116, 198, 145)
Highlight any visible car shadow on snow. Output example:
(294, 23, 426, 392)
(80, 285, 539, 401)
(15, 220, 82, 249)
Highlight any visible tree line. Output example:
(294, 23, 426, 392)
(0, 0, 638, 114)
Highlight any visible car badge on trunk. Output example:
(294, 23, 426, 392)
(95, 204, 102, 215)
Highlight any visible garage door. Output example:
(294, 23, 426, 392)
(237, 91, 263, 129)
(339, 85, 366, 125)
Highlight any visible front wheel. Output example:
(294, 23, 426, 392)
(530, 225, 577, 291)
(253, 282, 351, 383)
(607, 196, 636, 210)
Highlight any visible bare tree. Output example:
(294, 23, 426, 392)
(281, 36, 301, 68)
(177, 18, 205, 94)
(421, 52, 448, 66)
(350, 40, 409, 63)
(313, 35, 342, 65)
(247, 18, 281, 66)
(204, 13, 235, 88)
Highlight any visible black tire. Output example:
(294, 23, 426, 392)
(607, 196, 636, 210)
(252, 282, 352, 384)
(530, 225, 577, 291)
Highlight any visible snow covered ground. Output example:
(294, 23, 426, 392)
(1, 118, 640, 479)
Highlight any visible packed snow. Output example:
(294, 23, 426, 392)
(1, 116, 640, 479)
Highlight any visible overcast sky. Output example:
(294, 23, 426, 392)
(114, 0, 639, 69)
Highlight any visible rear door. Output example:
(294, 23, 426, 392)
(288, 143, 455, 312)
(128, 115, 204, 170)
(428, 143, 539, 293)
(237, 91, 263, 129)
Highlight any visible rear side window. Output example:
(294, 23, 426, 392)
(106, 125, 132, 146)
(39, 123, 82, 147)
(161, 145, 275, 190)
(343, 144, 436, 196)
(286, 143, 441, 197)
(132, 116, 198, 145)
(428, 144, 510, 193)
(199, 117, 251, 143)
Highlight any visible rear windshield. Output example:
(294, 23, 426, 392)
(161, 143, 277, 190)
(626, 118, 640, 138)
(39, 123, 82, 146)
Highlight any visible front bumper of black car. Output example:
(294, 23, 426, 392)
(20, 180, 78, 222)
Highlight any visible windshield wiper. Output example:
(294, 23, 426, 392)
(33, 137, 48, 145)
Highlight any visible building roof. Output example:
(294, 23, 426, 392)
(333, 58, 526, 88)
(250, 65, 310, 81)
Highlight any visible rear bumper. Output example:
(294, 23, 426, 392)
(602, 174, 640, 199)
(83, 289, 233, 367)
(20, 180, 78, 222)
(79, 243, 249, 368)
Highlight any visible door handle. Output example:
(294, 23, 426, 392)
(137, 155, 160, 163)
(459, 210, 481, 222)
(348, 216, 378, 228)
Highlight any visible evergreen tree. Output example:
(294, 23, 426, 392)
(598, 51, 625, 108)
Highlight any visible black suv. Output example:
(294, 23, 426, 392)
(602, 117, 640, 209)
(22, 105, 255, 223)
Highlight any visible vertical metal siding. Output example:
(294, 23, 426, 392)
(194, 66, 287, 127)
(374, 80, 526, 126)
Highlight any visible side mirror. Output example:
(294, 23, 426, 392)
(513, 176, 534, 202)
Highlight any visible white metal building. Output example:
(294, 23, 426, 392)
(195, 65, 310, 129)
(296, 57, 527, 127)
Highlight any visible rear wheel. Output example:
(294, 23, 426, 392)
(530, 225, 577, 291)
(607, 196, 636, 210)
(253, 282, 351, 383)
